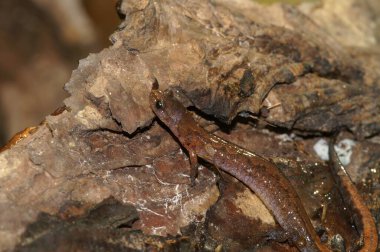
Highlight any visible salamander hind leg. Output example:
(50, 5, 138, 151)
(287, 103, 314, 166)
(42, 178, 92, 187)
(188, 150, 199, 186)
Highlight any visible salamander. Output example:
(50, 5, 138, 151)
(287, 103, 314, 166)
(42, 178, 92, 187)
(150, 85, 330, 252)
(0, 126, 38, 152)
(329, 138, 378, 251)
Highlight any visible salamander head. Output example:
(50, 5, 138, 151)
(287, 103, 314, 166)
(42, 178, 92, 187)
(150, 84, 187, 135)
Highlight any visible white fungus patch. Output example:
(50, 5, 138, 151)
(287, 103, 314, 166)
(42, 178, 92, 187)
(313, 138, 356, 166)
(334, 139, 356, 166)
(313, 139, 329, 161)
(275, 133, 296, 142)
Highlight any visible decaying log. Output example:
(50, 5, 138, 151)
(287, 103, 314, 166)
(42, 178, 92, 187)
(1, 0, 379, 251)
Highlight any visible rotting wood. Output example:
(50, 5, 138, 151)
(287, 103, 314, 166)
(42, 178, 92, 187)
(0, 0, 379, 251)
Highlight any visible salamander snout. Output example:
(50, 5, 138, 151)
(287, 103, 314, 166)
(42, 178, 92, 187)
(149, 83, 178, 128)
(150, 86, 165, 110)
(149, 83, 187, 135)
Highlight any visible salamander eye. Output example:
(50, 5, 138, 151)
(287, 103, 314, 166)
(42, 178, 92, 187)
(155, 100, 163, 109)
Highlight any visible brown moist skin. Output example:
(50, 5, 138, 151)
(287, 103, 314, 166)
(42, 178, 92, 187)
(0, 126, 38, 152)
(150, 87, 330, 252)
(329, 139, 378, 252)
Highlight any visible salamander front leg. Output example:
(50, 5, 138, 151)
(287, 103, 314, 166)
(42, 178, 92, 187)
(265, 229, 290, 243)
(189, 151, 199, 186)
